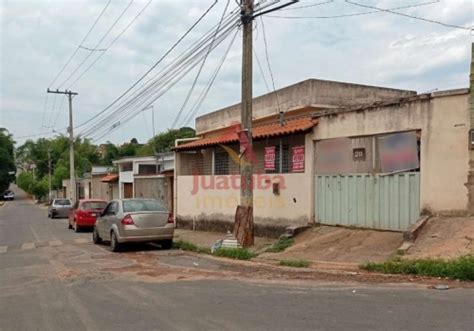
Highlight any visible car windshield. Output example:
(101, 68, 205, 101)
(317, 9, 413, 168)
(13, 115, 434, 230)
(82, 201, 107, 210)
(123, 199, 167, 213)
(4, 191, 12, 195)
(55, 199, 71, 206)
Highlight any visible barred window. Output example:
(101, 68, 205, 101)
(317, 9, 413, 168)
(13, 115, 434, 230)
(214, 148, 229, 175)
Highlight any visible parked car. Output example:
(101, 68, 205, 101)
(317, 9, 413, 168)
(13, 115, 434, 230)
(3, 190, 14, 201)
(68, 199, 108, 232)
(93, 198, 174, 252)
(48, 198, 73, 218)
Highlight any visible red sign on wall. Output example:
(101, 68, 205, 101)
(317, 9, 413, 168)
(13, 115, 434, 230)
(264, 146, 276, 170)
(292, 145, 305, 172)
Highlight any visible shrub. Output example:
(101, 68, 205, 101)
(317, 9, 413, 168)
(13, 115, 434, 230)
(213, 248, 256, 260)
(172, 240, 211, 254)
(360, 255, 474, 281)
(279, 259, 310, 268)
(266, 237, 294, 253)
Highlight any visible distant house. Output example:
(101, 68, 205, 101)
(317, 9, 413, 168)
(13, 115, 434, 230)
(174, 78, 470, 236)
(113, 153, 174, 211)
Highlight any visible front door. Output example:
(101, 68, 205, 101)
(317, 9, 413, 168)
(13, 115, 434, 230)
(124, 183, 133, 198)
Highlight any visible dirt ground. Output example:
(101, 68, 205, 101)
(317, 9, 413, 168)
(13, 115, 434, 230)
(259, 226, 403, 264)
(406, 217, 474, 259)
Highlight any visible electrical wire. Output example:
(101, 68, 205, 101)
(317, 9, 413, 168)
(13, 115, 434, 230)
(260, 16, 281, 113)
(171, 0, 231, 128)
(80, 11, 240, 138)
(74, 0, 220, 130)
(57, 0, 135, 88)
(83, 20, 238, 138)
(345, 0, 471, 31)
(279, 0, 334, 11)
(88, 22, 239, 141)
(181, 29, 239, 127)
(48, 0, 112, 88)
(67, 0, 152, 89)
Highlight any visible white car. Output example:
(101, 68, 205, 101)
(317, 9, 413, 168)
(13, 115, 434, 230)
(3, 190, 14, 201)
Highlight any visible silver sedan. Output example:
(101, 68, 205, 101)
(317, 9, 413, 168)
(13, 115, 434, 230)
(48, 198, 73, 218)
(93, 199, 174, 252)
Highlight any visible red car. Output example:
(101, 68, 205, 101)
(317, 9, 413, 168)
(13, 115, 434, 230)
(68, 199, 108, 232)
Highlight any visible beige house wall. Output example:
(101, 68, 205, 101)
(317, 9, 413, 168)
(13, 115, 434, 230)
(134, 176, 172, 211)
(91, 175, 110, 200)
(176, 134, 315, 230)
(312, 91, 470, 214)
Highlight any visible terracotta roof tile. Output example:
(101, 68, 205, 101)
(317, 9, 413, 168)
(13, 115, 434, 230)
(175, 117, 317, 151)
(101, 174, 119, 182)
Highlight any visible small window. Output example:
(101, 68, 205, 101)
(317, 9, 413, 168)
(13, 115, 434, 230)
(82, 201, 107, 210)
(214, 148, 229, 175)
(138, 164, 157, 175)
(121, 163, 133, 171)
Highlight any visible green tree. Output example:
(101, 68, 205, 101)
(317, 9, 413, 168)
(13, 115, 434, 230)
(0, 129, 16, 192)
(16, 172, 34, 193)
(138, 127, 195, 155)
(31, 177, 49, 200)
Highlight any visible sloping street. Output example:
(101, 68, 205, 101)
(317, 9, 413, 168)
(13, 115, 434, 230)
(1, 189, 473, 331)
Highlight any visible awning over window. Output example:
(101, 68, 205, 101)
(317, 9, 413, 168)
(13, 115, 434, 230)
(101, 174, 119, 182)
(175, 117, 317, 151)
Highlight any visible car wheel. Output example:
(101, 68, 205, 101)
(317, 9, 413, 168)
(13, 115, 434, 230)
(110, 231, 121, 252)
(160, 239, 173, 250)
(73, 221, 80, 233)
(92, 227, 102, 244)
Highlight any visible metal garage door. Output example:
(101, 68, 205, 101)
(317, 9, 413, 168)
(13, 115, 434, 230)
(315, 173, 420, 231)
(314, 132, 420, 231)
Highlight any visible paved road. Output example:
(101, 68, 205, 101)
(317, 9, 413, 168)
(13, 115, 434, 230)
(1, 188, 473, 331)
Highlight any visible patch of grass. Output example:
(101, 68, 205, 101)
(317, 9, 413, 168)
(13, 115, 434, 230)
(213, 247, 256, 260)
(266, 237, 294, 253)
(360, 255, 474, 281)
(173, 240, 199, 252)
(279, 259, 310, 268)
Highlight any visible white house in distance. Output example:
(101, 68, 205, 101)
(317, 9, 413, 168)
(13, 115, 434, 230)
(113, 153, 175, 211)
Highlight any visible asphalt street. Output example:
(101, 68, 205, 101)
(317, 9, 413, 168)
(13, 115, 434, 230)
(0, 188, 473, 331)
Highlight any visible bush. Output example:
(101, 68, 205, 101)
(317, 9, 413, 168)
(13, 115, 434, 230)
(172, 240, 211, 254)
(360, 255, 474, 281)
(279, 259, 310, 268)
(32, 177, 49, 200)
(213, 248, 256, 260)
(16, 172, 35, 193)
(266, 236, 294, 253)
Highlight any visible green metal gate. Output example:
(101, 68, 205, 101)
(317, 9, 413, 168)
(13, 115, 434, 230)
(315, 172, 420, 231)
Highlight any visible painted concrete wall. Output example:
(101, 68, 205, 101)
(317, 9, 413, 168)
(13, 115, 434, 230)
(91, 175, 110, 200)
(176, 134, 315, 230)
(134, 176, 171, 210)
(312, 91, 470, 214)
(196, 79, 416, 134)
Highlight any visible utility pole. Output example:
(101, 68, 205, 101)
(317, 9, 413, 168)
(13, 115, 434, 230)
(48, 149, 52, 202)
(47, 88, 78, 202)
(238, 0, 255, 246)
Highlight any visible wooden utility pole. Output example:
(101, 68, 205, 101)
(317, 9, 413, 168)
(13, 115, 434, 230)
(47, 88, 78, 202)
(236, 0, 255, 246)
(48, 149, 52, 202)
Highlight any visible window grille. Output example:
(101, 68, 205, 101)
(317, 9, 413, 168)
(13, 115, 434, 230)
(214, 147, 229, 175)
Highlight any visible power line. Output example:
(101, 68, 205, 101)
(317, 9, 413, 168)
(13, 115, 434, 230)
(58, 0, 135, 88)
(74, 0, 220, 130)
(253, 47, 271, 93)
(181, 29, 239, 127)
(345, 0, 471, 31)
(48, 0, 112, 88)
(67, 0, 152, 89)
(88, 22, 239, 141)
(80, 10, 240, 138)
(87, 20, 239, 140)
(260, 16, 281, 113)
(171, 0, 231, 129)
(279, 0, 334, 11)
(266, 0, 440, 19)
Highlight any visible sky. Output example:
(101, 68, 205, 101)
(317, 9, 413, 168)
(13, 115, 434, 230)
(1, 0, 473, 146)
